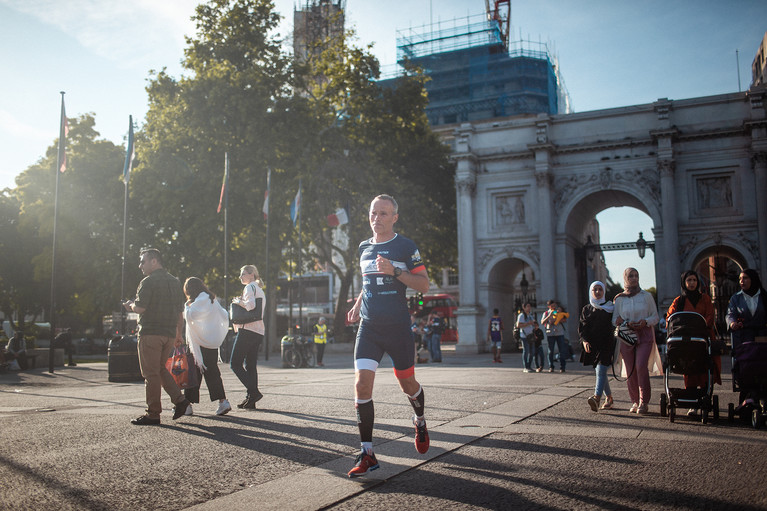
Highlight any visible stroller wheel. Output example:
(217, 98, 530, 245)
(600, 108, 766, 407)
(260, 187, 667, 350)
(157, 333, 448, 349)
(669, 406, 675, 423)
(660, 394, 667, 417)
(702, 410, 708, 424)
(728, 402, 735, 422)
(712, 395, 719, 422)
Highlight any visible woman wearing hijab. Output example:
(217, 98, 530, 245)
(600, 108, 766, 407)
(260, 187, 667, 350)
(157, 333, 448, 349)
(666, 270, 721, 416)
(183, 277, 231, 416)
(613, 267, 660, 415)
(726, 269, 767, 408)
(579, 281, 616, 411)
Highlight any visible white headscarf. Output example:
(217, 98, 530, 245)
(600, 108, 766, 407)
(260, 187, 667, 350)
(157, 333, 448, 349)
(589, 281, 614, 313)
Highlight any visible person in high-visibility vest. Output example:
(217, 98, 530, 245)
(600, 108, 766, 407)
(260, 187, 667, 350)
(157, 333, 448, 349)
(313, 317, 328, 367)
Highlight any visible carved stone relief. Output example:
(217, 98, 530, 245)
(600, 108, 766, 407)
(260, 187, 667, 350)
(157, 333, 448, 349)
(494, 195, 526, 228)
(552, 167, 661, 211)
(696, 176, 733, 209)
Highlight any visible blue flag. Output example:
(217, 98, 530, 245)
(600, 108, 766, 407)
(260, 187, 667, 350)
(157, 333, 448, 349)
(123, 115, 134, 184)
(290, 181, 301, 226)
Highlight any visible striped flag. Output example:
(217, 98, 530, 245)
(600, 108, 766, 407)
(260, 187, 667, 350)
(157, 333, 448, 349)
(122, 115, 135, 184)
(290, 181, 301, 226)
(262, 167, 270, 220)
(217, 153, 229, 213)
(58, 98, 68, 173)
(326, 207, 348, 227)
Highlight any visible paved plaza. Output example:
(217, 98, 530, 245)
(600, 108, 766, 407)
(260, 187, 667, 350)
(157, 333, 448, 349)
(1, 345, 766, 510)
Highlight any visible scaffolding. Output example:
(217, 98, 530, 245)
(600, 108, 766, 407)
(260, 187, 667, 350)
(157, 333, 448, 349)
(385, 12, 571, 125)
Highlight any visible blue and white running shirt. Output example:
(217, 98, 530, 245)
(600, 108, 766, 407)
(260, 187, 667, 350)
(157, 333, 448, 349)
(358, 233, 426, 325)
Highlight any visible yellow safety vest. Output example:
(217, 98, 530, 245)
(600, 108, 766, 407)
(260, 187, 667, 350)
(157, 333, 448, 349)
(313, 323, 327, 344)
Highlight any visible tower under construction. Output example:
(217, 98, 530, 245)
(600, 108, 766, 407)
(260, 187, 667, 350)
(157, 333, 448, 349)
(293, 0, 346, 63)
(382, 1, 570, 125)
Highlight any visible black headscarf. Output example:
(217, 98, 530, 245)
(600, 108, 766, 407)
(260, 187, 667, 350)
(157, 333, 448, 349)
(741, 268, 765, 297)
(680, 270, 702, 307)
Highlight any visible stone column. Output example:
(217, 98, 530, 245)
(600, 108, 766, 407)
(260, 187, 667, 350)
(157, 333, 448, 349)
(753, 152, 767, 278)
(657, 158, 680, 307)
(534, 153, 556, 301)
(453, 124, 484, 354)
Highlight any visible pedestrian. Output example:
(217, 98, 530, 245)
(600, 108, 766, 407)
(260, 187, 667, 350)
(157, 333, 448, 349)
(579, 281, 616, 411)
(726, 268, 767, 410)
(488, 308, 504, 363)
(666, 270, 721, 416)
(532, 324, 545, 372)
(54, 328, 77, 366)
(541, 299, 568, 372)
(516, 303, 536, 370)
(230, 264, 266, 410)
(313, 317, 328, 367)
(182, 277, 231, 416)
(4, 330, 28, 370)
(123, 248, 190, 425)
(613, 267, 660, 415)
(428, 311, 444, 363)
(346, 194, 431, 478)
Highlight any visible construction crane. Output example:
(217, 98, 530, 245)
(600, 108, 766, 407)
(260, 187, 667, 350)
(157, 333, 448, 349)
(484, 0, 511, 50)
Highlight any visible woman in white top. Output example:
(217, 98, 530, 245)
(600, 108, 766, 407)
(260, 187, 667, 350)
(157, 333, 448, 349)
(182, 277, 231, 416)
(230, 264, 266, 409)
(613, 267, 659, 415)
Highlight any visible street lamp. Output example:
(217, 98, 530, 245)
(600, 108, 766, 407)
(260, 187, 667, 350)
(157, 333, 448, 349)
(636, 232, 647, 259)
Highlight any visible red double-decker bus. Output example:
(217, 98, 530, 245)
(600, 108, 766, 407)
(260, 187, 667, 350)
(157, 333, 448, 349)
(409, 293, 458, 343)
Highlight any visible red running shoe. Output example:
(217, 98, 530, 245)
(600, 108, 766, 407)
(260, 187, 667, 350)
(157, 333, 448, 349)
(347, 451, 379, 478)
(413, 415, 430, 454)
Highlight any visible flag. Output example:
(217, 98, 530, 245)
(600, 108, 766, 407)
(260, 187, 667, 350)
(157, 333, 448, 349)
(290, 181, 301, 226)
(262, 167, 271, 220)
(326, 207, 349, 227)
(217, 153, 229, 213)
(122, 115, 135, 184)
(58, 98, 68, 173)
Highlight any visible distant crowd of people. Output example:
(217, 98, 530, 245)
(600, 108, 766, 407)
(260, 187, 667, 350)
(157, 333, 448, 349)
(490, 266, 766, 418)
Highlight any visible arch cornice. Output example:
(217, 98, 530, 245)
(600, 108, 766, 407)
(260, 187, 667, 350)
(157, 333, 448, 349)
(553, 170, 662, 232)
(477, 245, 540, 284)
(680, 232, 759, 271)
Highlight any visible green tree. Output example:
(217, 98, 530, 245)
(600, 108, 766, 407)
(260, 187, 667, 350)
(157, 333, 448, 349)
(8, 114, 130, 334)
(294, 30, 456, 336)
(136, 0, 303, 300)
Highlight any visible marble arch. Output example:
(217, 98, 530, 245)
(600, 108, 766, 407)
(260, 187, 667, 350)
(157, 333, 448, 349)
(440, 88, 767, 354)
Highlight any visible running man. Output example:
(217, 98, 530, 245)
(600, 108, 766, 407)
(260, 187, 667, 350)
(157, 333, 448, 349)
(346, 194, 431, 477)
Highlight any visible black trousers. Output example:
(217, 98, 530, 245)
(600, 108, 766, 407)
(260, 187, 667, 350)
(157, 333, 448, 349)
(184, 346, 226, 402)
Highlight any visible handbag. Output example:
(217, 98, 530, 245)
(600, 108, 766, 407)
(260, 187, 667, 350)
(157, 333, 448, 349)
(513, 326, 521, 341)
(229, 303, 260, 325)
(615, 321, 638, 347)
(165, 346, 199, 389)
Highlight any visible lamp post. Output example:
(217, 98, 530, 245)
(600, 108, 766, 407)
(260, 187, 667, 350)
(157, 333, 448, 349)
(636, 232, 647, 259)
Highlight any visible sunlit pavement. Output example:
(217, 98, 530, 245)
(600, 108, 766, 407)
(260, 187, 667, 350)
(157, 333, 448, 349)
(1, 346, 765, 510)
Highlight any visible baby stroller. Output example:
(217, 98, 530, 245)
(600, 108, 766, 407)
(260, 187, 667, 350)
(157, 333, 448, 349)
(659, 311, 718, 423)
(727, 341, 767, 428)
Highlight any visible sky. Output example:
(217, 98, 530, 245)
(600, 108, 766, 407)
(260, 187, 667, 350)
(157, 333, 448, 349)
(2, 0, 766, 287)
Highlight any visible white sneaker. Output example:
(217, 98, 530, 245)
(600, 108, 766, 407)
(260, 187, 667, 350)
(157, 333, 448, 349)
(629, 403, 639, 413)
(216, 400, 231, 416)
(185, 403, 194, 416)
(687, 408, 698, 417)
(637, 403, 649, 415)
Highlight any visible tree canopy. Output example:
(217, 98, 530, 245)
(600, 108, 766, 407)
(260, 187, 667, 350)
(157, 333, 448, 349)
(1, 0, 456, 341)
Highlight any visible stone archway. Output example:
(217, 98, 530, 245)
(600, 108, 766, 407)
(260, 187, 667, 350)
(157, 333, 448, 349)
(484, 257, 539, 349)
(555, 188, 660, 339)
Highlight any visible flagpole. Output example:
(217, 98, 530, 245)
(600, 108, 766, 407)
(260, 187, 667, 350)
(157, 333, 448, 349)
(263, 167, 271, 360)
(297, 179, 303, 333)
(49, 91, 66, 373)
(120, 115, 134, 336)
(223, 152, 229, 305)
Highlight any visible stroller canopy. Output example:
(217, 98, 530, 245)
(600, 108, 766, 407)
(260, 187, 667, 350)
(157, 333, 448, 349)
(667, 311, 709, 340)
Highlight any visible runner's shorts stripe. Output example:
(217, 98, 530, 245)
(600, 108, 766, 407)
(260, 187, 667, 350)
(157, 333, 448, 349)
(355, 320, 414, 373)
